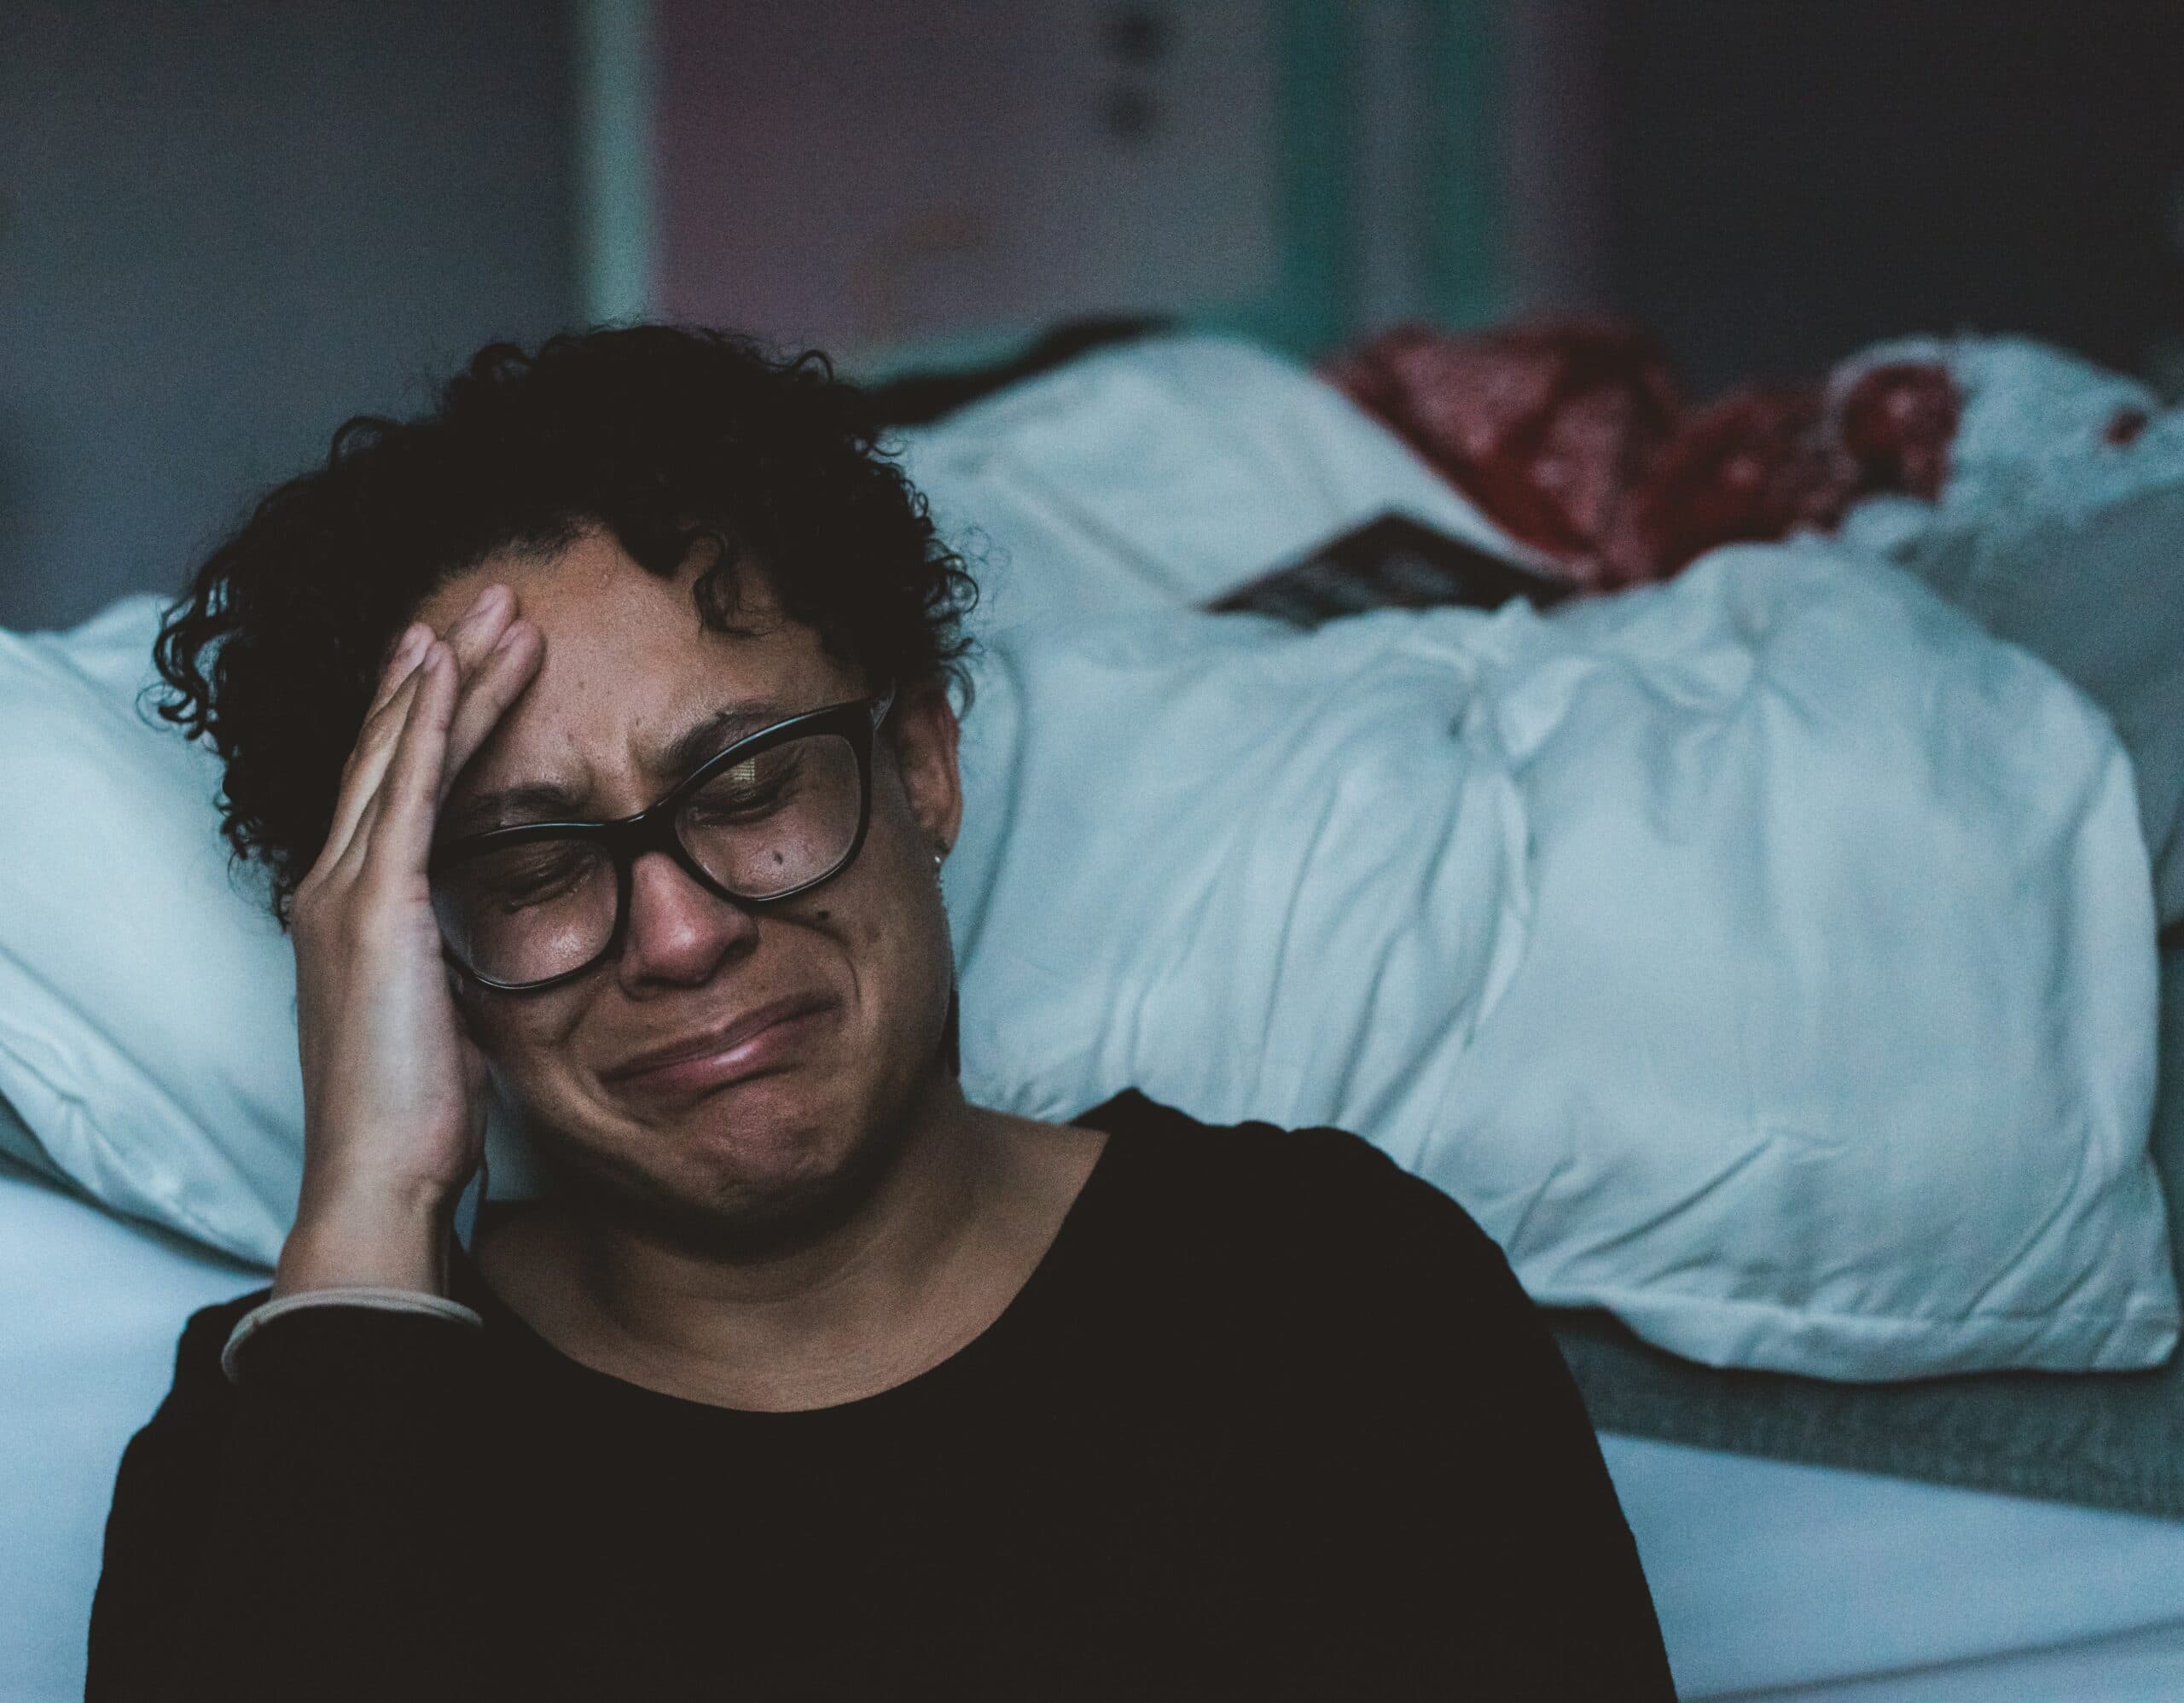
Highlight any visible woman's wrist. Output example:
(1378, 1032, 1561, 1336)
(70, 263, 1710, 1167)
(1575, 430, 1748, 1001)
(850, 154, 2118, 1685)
(276, 1172, 458, 1298)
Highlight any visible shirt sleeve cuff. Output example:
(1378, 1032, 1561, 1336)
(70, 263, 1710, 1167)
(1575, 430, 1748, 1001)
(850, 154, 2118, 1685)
(220, 1287, 485, 1385)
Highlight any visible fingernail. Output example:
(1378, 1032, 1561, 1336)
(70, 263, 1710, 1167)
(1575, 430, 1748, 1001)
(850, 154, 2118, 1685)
(468, 584, 510, 619)
(391, 624, 428, 666)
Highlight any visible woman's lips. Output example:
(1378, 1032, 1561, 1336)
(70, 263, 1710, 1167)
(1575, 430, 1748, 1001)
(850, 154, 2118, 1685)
(607, 1003, 835, 1101)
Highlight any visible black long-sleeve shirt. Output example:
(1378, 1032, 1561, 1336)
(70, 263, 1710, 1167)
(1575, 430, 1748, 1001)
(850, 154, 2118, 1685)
(88, 1088, 1676, 1700)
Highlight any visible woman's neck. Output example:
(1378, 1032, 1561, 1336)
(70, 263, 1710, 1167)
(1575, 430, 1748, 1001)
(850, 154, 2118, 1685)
(476, 1081, 1107, 1411)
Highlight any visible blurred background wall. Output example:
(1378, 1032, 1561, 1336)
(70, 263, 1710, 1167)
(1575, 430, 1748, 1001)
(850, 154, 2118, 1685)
(2, 0, 2178, 631)
(1606, 0, 2184, 395)
(0, 0, 578, 631)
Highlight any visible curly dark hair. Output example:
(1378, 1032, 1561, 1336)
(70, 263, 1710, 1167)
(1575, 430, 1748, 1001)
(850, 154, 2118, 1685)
(153, 323, 980, 927)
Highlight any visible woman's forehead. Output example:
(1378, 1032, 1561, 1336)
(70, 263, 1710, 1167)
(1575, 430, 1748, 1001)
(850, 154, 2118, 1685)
(421, 528, 764, 641)
(425, 533, 858, 808)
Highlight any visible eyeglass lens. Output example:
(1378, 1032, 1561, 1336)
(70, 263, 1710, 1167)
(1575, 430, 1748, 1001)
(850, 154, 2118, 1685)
(431, 730, 864, 986)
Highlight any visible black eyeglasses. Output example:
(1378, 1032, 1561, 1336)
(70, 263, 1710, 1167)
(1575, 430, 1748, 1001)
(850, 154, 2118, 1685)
(428, 685, 896, 992)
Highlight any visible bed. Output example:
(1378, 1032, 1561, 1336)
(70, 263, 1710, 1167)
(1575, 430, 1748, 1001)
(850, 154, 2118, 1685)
(4, 327, 2182, 1699)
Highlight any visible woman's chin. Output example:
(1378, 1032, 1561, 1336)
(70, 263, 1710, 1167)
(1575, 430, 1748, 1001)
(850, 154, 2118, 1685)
(653, 1133, 899, 1259)
(658, 1078, 886, 1222)
(544, 1066, 908, 1253)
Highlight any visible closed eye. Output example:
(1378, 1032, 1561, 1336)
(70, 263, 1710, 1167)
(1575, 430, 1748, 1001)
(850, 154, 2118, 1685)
(465, 844, 601, 910)
(682, 749, 805, 823)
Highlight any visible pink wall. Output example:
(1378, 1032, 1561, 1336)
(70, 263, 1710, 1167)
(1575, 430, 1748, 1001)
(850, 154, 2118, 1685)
(656, 0, 1282, 361)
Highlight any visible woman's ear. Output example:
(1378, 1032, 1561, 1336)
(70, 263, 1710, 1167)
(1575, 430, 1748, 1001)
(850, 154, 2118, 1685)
(888, 682, 963, 853)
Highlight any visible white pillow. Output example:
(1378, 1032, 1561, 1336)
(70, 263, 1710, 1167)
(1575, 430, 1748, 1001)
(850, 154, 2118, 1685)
(0, 602, 299, 1264)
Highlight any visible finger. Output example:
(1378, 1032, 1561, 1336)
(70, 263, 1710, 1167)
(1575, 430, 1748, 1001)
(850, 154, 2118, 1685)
(319, 660, 434, 873)
(339, 641, 459, 887)
(349, 629, 436, 776)
(324, 587, 515, 866)
(361, 584, 508, 741)
(436, 585, 526, 753)
(364, 622, 433, 720)
(438, 619, 545, 806)
(441, 582, 518, 678)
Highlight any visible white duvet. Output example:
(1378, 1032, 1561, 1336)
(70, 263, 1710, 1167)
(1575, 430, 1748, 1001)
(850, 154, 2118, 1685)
(944, 541, 2178, 1378)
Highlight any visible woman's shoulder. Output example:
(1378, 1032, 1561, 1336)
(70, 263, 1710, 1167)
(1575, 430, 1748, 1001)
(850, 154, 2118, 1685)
(1061, 1087, 1517, 1297)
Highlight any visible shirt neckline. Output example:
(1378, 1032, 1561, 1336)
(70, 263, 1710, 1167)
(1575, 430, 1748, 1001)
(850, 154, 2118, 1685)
(457, 1089, 1155, 1424)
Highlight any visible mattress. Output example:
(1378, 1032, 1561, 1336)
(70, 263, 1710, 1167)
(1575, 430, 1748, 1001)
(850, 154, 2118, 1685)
(6, 1152, 2182, 1701)
(0, 1156, 260, 1703)
(1602, 1434, 2184, 1700)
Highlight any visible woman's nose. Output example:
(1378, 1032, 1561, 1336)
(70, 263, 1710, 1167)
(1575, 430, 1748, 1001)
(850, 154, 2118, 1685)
(614, 848, 760, 989)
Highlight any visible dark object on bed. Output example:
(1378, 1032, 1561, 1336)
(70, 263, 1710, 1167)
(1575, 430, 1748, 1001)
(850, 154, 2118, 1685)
(1207, 513, 1577, 626)
(1550, 942, 2184, 1522)
(1324, 319, 1960, 594)
(863, 316, 1173, 427)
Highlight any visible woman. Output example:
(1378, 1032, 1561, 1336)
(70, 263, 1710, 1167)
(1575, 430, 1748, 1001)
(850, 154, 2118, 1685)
(89, 326, 1674, 1700)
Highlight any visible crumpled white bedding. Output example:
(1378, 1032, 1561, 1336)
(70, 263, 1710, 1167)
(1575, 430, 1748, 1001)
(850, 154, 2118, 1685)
(896, 334, 1536, 641)
(1838, 334, 2184, 927)
(945, 538, 2178, 1378)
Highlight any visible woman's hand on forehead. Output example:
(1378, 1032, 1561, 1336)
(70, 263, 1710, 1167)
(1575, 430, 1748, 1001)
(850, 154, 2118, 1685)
(276, 584, 544, 1301)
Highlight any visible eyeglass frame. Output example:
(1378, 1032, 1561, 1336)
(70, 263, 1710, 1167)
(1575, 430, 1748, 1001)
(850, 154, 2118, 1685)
(427, 683, 898, 993)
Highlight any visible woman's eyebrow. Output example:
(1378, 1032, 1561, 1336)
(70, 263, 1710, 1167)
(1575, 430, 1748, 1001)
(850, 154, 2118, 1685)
(444, 700, 793, 834)
(655, 700, 793, 780)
